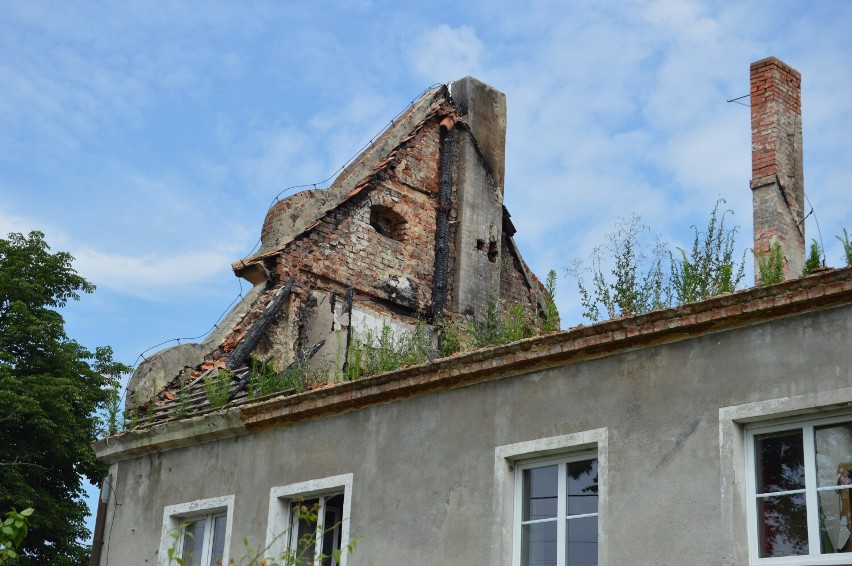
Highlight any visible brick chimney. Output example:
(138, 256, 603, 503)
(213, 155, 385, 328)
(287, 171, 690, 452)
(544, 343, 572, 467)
(750, 57, 805, 281)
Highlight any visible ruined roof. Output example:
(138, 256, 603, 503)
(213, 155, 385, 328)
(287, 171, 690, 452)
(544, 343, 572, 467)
(98, 267, 852, 461)
(233, 85, 451, 277)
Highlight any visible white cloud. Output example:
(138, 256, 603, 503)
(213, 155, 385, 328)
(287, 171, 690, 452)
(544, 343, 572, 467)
(72, 246, 240, 299)
(409, 25, 484, 83)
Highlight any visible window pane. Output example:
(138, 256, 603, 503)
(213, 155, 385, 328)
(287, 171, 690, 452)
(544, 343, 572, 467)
(757, 493, 808, 557)
(755, 430, 805, 494)
(291, 499, 319, 566)
(566, 515, 597, 566)
(523, 465, 558, 521)
(521, 520, 557, 566)
(818, 488, 852, 553)
(567, 459, 598, 516)
(209, 515, 227, 566)
(815, 422, 852, 488)
(182, 519, 206, 566)
(321, 494, 344, 566)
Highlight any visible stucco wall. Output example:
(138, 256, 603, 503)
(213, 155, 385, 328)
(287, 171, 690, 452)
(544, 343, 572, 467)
(98, 303, 852, 565)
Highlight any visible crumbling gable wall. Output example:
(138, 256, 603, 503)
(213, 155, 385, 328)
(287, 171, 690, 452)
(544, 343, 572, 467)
(125, 78, 553, 410)
(279, 116, 445, 312)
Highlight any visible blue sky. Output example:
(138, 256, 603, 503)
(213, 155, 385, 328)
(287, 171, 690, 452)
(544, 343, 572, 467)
(2, 0, 851, 540)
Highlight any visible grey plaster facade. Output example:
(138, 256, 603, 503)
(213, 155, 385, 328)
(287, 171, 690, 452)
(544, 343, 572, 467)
(94, 272, 852, 566)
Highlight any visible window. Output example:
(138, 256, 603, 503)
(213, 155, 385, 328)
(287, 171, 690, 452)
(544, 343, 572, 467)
(177, 512, 228, 566)
(747, 415, 852, 564)
(493, 429, 607, 566)
(265, 474, 353, 566)
(515, 454, 599, 566)
(287, 493, 345, 566)
(159, 495, 234, 566)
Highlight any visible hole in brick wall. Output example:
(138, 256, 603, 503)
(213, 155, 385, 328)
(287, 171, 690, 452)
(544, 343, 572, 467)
(476, 239, 485, 251)
(488, 240, 498, 263)
(369, 205, 407, 242)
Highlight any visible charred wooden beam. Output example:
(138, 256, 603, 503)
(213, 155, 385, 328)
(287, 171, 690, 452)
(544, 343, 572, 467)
(226, 278, 295, 371)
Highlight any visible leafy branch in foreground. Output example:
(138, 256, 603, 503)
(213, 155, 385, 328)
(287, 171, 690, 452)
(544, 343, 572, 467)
(165, 502, 356, 566)
(0, 508, 34, 563)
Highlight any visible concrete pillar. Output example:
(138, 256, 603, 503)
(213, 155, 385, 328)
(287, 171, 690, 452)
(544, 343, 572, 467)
(450, 77, 507, 195)
(449, 77, 507, 317)
(750, 57, 805, 281)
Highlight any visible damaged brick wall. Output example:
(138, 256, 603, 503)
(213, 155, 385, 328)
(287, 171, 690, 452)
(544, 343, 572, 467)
(500, 236, 535, 310)
(275, 119, 445, 314)
(126, 78, 554, 412)
(750, 57, 805, 280)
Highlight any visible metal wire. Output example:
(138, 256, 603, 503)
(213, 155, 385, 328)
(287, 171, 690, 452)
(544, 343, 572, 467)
(804, 193, 826, 265)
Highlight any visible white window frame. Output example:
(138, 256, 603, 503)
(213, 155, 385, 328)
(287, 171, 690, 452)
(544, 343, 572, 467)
(158, 495, 234, 566)
(492, 428, 608, 566)
(514, 452, 600, 566)
(745, 413, 852, 565)
(265, 473, 353, 566)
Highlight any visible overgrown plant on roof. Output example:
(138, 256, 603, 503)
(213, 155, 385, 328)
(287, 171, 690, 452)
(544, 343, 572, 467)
(468, 298, 505, 347)
(467, 298, 538, 348)
(145, 394, 158, 425)
(803, 239, 823, 275)
(103, 378, 124, 436)
(670, 199, 746, 304)
(569, 214, 670, 321)
(756, 242, 785, 285)
(346, 322, 431, 380)
(248, 357, 287, 398)
(838, 229, 852, 267)
(123, 402, 140, 431)
(540, 269, 560, 333)
(569, 202, 756, 322)
(436, 318, 462, 358)
(172, 378, 191, 419)
(204, 368, 232, 408)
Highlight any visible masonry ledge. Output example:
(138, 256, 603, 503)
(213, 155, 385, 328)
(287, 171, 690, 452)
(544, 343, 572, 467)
(92, 409, 247, 464)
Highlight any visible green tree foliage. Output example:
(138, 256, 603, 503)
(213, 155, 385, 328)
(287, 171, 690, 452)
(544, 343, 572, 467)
(0, 231, 129, 564)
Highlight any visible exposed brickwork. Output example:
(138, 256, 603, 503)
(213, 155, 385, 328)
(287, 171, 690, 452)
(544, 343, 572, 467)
(750, 57, 805, 279)
(268, 121, 444, 311)
(500, 235, 534, 309)
(750, 58, 801, 182)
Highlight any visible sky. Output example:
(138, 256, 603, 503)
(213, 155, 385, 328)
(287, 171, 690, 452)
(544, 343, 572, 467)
(2, 0, 851, 542)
